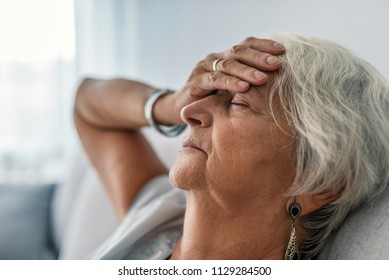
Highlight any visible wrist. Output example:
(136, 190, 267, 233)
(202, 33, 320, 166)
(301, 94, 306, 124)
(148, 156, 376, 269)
(153, 90, 181, 125)
(144, 88, 186, 137)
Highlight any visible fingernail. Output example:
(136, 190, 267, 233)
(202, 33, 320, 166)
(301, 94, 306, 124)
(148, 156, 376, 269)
(266, 56, 280, 65)
(238, 81, 249, 88)
(273, 42, 285, 50)
(254, 71, 267, 80)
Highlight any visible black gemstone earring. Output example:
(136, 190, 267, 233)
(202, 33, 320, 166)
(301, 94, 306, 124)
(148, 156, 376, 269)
(284, 202, 301, 260)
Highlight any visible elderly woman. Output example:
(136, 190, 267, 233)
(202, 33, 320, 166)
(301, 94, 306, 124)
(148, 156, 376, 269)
(74, 34, 389, 260)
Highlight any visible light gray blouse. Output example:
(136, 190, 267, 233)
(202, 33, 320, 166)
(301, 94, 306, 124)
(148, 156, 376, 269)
(87, 175, 186, 260)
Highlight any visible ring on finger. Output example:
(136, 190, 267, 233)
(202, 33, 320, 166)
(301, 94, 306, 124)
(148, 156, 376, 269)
(212, 58, 222, 72)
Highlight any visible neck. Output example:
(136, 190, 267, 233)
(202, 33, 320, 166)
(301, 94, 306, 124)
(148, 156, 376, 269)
(171, 190, 290, 260)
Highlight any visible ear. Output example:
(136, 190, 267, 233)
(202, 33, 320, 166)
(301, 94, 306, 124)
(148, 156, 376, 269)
(286, 190, 340, 216)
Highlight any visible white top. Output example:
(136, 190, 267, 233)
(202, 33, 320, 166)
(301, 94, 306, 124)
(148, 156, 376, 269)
(87, 175, 186, 259)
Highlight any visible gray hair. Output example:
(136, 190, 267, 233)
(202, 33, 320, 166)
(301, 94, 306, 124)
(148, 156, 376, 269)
(269, 33, 389, 259)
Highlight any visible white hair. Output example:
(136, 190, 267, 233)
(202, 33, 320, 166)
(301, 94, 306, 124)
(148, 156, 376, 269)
(269, 33, 389, 259)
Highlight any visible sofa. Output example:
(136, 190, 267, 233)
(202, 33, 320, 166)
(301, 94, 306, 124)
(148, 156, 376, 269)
(0, 147, 388, 260)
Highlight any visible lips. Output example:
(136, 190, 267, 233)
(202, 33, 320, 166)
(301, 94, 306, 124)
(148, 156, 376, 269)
(181, 138, 206, 153)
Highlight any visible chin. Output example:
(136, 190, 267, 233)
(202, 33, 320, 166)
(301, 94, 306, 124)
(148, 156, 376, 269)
(169, 155, 205, 191)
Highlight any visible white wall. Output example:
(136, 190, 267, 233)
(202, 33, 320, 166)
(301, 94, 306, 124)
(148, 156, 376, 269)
(126, 0, 389, 88)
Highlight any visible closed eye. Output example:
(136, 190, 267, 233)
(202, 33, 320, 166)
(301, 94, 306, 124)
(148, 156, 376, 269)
(208, 89, 219, 96)
(230, 93, 265, 116)
(230, 98, 249, 107)
(230, 102, 248, 107)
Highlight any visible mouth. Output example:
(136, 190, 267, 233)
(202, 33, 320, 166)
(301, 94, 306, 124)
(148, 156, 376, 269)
(181, 138, 206, 154)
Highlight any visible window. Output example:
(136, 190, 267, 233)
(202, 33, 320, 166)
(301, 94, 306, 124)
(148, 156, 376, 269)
(0, 0, 76, 184)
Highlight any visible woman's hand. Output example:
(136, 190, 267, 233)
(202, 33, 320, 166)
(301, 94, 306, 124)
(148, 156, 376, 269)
(157, 37, 285, 124)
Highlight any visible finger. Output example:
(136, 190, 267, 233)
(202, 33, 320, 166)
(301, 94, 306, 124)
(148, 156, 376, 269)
(188, 72, 250, 96)
(215, 57, 268, 85)
(240, 37, 285, 55)
(202, 71, 258, 93)
(202, 52, 222, 71)
(225, 44, 282, 71)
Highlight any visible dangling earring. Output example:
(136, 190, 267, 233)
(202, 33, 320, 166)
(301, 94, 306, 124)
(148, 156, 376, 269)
(284, 201, 301, 260)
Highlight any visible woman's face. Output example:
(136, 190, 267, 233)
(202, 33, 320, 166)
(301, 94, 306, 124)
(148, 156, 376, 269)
(170, 84, 296, 206)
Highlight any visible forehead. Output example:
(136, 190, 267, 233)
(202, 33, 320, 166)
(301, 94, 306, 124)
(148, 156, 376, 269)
(245, 81, 292, 128)
(239, 81, 272, 109)
(243, 73, 278, 99)
(248, 83, 269, 100)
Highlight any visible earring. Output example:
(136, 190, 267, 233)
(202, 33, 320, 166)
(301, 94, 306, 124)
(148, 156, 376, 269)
(284, 202, 301, 260)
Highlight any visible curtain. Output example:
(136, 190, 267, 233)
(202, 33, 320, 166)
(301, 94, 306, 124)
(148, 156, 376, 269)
(0, 0, 140, 184)
(74, 0, 139, 77)
(0, 0, 76, 184)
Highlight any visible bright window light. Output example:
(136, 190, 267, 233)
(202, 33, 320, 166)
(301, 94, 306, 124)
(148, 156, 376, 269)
(0, 0, 76, 184)
(0, 0, 75, 61)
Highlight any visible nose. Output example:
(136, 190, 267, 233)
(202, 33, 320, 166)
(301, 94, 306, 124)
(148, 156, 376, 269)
(180, 97, 213, 128)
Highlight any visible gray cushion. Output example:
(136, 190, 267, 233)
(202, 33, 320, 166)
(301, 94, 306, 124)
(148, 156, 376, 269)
(317, 186, 389, 259)
(0, 184, 56, 260)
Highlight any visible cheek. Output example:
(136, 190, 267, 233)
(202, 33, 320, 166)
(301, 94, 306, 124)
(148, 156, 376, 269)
(213, 121, 270, 163)
(206, 123, 264, 182)
(209, 120, 292, 181)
